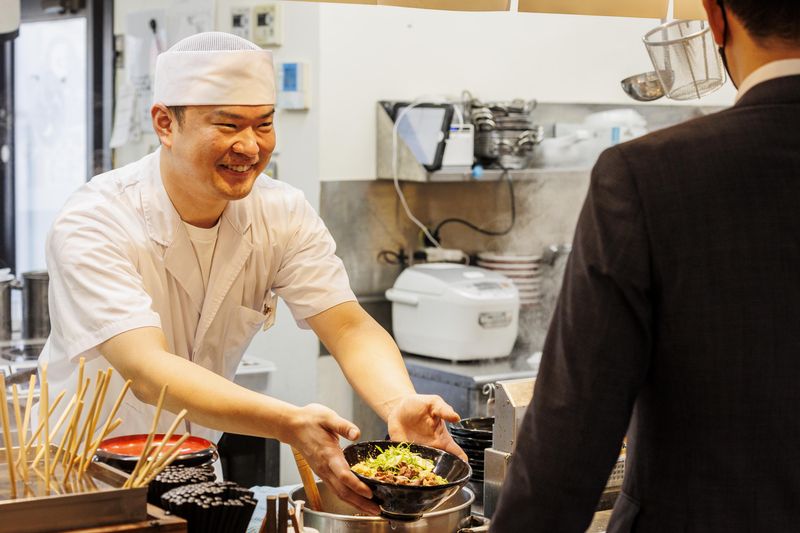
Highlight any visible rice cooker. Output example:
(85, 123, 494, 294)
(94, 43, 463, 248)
(386, 264, 519, 361)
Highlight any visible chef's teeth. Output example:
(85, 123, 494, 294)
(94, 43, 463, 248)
(225, 164, 251, 172)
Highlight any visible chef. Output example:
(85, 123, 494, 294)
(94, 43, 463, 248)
(38, 31, 463, 514)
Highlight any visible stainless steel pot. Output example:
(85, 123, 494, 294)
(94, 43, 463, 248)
(0, 276, 14, 340)
(21, 270, 49, 339)
(290, 481, 474, 533)
(0, 269, 24, 341)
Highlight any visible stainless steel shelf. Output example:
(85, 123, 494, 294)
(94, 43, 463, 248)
(425, 167, 590, 182)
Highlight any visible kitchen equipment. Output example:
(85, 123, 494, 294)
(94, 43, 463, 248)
(290, 480, 475, 533)
(643, 19, 726, 100)
(343, 441, 471, 521)
(469, 98, 544, 170)
(386, 264, 519, 361)
(483, 378, 535, 518)
(21, 270, 49, 339)
(621, 71, 665, 101)
(0, 270, 15, 341)
(95, 434, 218, 473)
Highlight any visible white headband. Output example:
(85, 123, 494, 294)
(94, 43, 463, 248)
(153, 48, 276, 106)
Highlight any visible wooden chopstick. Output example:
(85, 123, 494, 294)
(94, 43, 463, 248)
(80, 378, 131, 473)
(133, 408, 187, 486)
(291, 447, 322, 511)
(0, 374, 18, 498)
(124, 384, 167, 489)
(135, 433, 190, 487)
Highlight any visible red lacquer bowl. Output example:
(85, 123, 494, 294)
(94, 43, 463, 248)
(94, 434, 217, 473)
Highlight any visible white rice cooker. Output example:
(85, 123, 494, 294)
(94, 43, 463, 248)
(386, 264, 519, 361)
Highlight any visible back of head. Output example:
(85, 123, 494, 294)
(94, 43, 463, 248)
(724, 0, 800, 44)
(153, 31, 275, 106)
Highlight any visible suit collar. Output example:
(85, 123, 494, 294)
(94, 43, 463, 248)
(735, 74, 800, 108)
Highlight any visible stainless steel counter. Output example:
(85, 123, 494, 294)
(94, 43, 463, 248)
(403, 348, 540, 421)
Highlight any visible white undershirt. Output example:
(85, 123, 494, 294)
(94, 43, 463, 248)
(736, 58, 800, 102)
(183, 219, 221, 290)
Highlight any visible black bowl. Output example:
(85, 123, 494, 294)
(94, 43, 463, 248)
(343, 441, 471, 521)
(452, 434, 493, 449)
(448, 417, 494, 439)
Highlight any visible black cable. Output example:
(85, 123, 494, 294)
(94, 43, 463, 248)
(432, 167, 515, 241)
(377, 248, 408, 266)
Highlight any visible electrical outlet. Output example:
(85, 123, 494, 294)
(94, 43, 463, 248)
(252, 3, 282, 47)
(230, 7, 251, 40)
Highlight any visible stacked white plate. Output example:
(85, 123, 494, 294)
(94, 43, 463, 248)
(476, 252, 542, 306)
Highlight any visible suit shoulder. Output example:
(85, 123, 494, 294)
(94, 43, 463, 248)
(611, 106, 759, 163)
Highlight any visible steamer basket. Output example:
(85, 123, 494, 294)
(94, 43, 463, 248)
(643, 19, 726, 100)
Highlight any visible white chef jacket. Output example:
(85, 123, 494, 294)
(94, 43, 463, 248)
(38, 149, 356, 442)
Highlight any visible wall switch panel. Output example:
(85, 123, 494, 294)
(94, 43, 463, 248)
(253, 3, 282, 47)
(230, 7, 252, 40)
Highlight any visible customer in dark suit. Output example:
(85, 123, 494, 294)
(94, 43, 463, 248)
(490, 1, 800, 531)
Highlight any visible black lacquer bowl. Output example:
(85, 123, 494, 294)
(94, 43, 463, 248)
(343, 440, 471, 521)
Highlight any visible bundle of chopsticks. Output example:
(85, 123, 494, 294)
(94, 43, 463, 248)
(259, 493, 305, 533)
(123, 384, 189, 490)
(0, 357, 188, 498)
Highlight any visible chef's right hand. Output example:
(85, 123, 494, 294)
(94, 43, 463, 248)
(286, 403, 380, 515)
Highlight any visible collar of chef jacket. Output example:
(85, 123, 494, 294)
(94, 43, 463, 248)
(140, 148, 256, 350)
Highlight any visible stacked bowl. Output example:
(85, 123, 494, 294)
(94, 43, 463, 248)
(448, 417, 493, 485)
(476, 253, 542, 307)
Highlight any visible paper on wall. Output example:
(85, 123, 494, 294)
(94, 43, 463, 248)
(124, 9, 166, 86)
(518, 0, 668, 19)
(109, 81, 136, 149)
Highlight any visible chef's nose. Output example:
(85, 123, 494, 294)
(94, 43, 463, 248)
(232, 130, 259, 156)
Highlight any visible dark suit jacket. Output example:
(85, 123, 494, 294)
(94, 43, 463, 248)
(490, 75, 800, 533)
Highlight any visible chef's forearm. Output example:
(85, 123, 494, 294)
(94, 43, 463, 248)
(309, 302, 416, 421)
(99, 326, 299, 443)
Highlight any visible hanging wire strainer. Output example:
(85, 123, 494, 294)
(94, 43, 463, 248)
(643, 19, 726, 100)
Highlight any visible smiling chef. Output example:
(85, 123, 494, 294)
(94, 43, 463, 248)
(38, 31, 464, 513)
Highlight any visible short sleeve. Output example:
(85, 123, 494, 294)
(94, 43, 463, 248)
(46, 211, 161, 362)
(271, 195, 356, 328)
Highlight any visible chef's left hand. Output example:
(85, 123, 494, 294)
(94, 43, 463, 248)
(386, 394, 467, 462)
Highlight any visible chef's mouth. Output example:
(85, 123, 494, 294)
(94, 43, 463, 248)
(218, 162, 257, 174)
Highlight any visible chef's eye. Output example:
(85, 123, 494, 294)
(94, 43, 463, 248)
(214, 123, 238, 130)
(259, 122, 273, 129)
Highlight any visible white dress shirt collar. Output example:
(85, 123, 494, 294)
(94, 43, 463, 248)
(736, 58, 800, 102)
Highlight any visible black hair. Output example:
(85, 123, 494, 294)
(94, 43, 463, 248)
(723, 0, 800, 43)
(168, 106, 186, 128)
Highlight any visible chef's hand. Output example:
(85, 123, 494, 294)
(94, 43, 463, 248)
(386, 394, 467, 462)
(287, 403, 380, 515)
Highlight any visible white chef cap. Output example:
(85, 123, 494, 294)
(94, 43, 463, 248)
(153, 32, 275, 106)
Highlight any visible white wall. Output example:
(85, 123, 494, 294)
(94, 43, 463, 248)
(317, 4, 737, 180)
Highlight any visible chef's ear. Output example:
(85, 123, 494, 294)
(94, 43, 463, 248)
(151, 103, 179, 147)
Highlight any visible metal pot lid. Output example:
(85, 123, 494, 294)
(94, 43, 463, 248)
(22, 270, 48, 281)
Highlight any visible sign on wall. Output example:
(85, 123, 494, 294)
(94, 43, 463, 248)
(518, 0, 668, 18)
